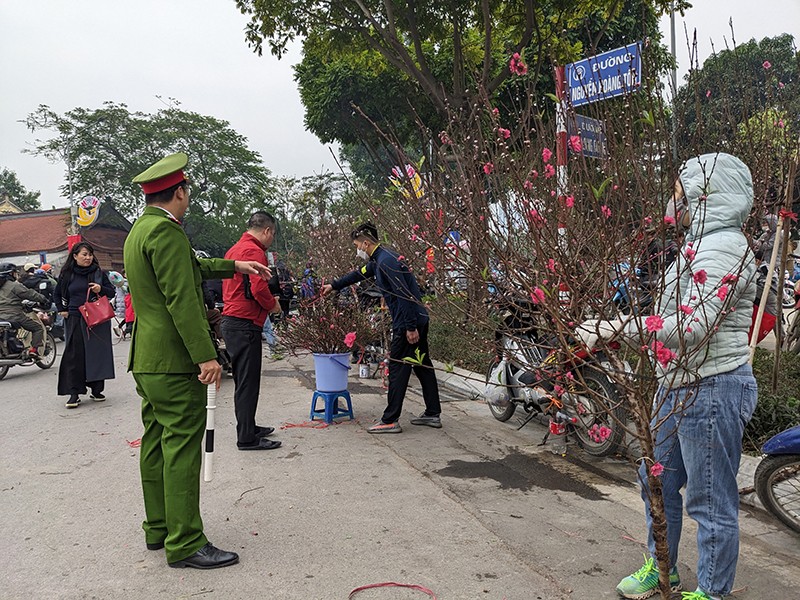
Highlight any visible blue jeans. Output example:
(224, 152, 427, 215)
(261, 317, 276, 346)
(640, 363, 757, 597)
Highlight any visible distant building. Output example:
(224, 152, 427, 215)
(0, 205, 131, 274)
(0, 197, 24, 214)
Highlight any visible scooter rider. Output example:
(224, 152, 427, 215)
(0, 263, 49, 357)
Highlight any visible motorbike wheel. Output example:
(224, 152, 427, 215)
(485, 358, 516, 421)
(0, 364, 8, 380)
(35, 333, 57, 370)
(568, 367, 626, 457)
(754, 453, 800, 533)
(782, 285, 796, 309)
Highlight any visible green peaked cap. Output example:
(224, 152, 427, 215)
(132, 152, 188, 193)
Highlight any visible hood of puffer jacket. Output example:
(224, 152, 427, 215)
(679, 152, 753, 242)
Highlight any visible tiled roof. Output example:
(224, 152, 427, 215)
(0, 209, 71, 256)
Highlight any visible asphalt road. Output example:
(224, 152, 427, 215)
(1, 340, 798, 599)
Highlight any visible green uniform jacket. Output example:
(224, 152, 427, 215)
(123, 206, 235, 373)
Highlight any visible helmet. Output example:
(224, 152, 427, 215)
(108, 271, 126, 287)
(41, 263, 53, 272)
(23, 262, 37, 273)
(0, 262, 18, 280)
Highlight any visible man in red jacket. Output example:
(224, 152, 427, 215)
(222, 211, 282, 450)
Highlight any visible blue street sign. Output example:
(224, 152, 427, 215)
(568, 114, 607, 159)
(565, 42, 641, 107)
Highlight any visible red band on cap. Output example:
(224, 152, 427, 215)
(141, 170, 186, 194)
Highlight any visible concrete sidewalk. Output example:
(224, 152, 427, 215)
(1, 343, 797, 599)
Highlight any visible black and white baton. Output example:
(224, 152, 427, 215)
(203, 385, 216, 482)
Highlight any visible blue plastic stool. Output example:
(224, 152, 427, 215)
(310, 390, 354, 424)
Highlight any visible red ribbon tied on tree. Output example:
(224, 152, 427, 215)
(779, 209, 798, 222)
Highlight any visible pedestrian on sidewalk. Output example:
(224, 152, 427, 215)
(321, 222, 442, 434)
(125, 152, 271, 570)
(578, 153, 758, 600)
(54, 242, 116, 409)
(222, 211, 283, 451)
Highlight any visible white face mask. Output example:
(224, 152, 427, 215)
(356, 247, 370, 261)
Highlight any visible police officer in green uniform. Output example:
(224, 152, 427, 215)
(125, 152, 271, 569)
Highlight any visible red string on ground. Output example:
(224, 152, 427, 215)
(349, 582, 436, 599)
(126, 438, 142, 448)
(280, 421, 330, 429)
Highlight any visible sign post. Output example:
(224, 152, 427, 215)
(565, 42, 642, 108)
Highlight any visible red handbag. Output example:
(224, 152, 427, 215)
(79, 288, 115, 329)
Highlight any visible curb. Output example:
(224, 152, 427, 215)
(432, 360, 767, 511)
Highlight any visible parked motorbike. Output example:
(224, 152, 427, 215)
(484, 291, 628, 457)
(0, 304, 58, 380)
(754, 424, 800, 533)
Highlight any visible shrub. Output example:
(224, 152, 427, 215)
(743, 348, 800, 454)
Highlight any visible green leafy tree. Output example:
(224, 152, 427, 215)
(0, 168, 41, 211)
(674, 34, 799, 158)
(22, 101, 275, 253)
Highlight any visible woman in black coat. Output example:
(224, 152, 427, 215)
(54, 242, 116, 409)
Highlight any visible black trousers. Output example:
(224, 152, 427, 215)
(384, 321, 441, 423)
(221, 316, 263, 445)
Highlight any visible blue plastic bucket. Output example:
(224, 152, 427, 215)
(312, 353, 351, 392)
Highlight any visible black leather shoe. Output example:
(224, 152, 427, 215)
(255, 426, 274, 437)
(146, 541, 164, 550)
(237, 438, 282, 451)
(168, 543, 239, 569)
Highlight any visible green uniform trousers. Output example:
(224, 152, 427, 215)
(133, 372, 208, 563)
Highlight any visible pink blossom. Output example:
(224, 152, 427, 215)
(686, 327, 693, 333)
(716, 285, 729, 301)
(438, 131, 451, 145)
(498, 127, 511, 139)
(329, 324, 336, 329)
(779, 82, 785, 89)
(645, 314, 664, 333)
(398, 255, 405, 261)
(544, 164, 555, 178)
(530, 169, 539, 179)
(568, 135, 583, 153)
(643, 216, 653, 226)
(550, 190, 556, 197)
(492, 107, 499, 116)
(650, 462, 664, 477)
(721, 274, 738, 285)
(778, 119, 785, 128)
(664, 215, 676, 225)
(542, 147, 553, 163)
(565, 371, 574, 380)
(601, 205, 612, 219)
(553, 384, 565, 396)
(343, 332, 357, 348)
(509, 53, 528, 76)
(651, 340, 676, 367)
(564, 195, 575, 208)
(706, 89, 711, 98)
(523, 180, 533, 191)
(412, 224, 420, 231)
(546, 258, 557, 272)
(410, 234, 418, 241)
(483, 162, 494, 175)
(685, 248, 696, 261)
(680, 304, 693, 315)
(530, 287, 546, 304)
(763, 60, 772, 69)
(693, 270, 708, 284)
(528, 209, 546, 228)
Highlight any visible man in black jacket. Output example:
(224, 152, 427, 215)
(321, 223, 441, 434)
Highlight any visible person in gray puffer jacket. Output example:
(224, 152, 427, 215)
(582, 153, 758, 600)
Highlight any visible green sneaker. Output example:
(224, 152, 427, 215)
(681, 590, 721, 600)
(616, 556, 681, 599)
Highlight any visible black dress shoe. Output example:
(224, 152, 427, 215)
(146, 541, 164, 550)
(255, 426, 274, 438)
(237, 438, 282, 451)
(168, 543, 239, 569)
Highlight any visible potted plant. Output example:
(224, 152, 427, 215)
(280, 297, 378, 392)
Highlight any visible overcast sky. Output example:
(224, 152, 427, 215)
(1, 0, 799, 209)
